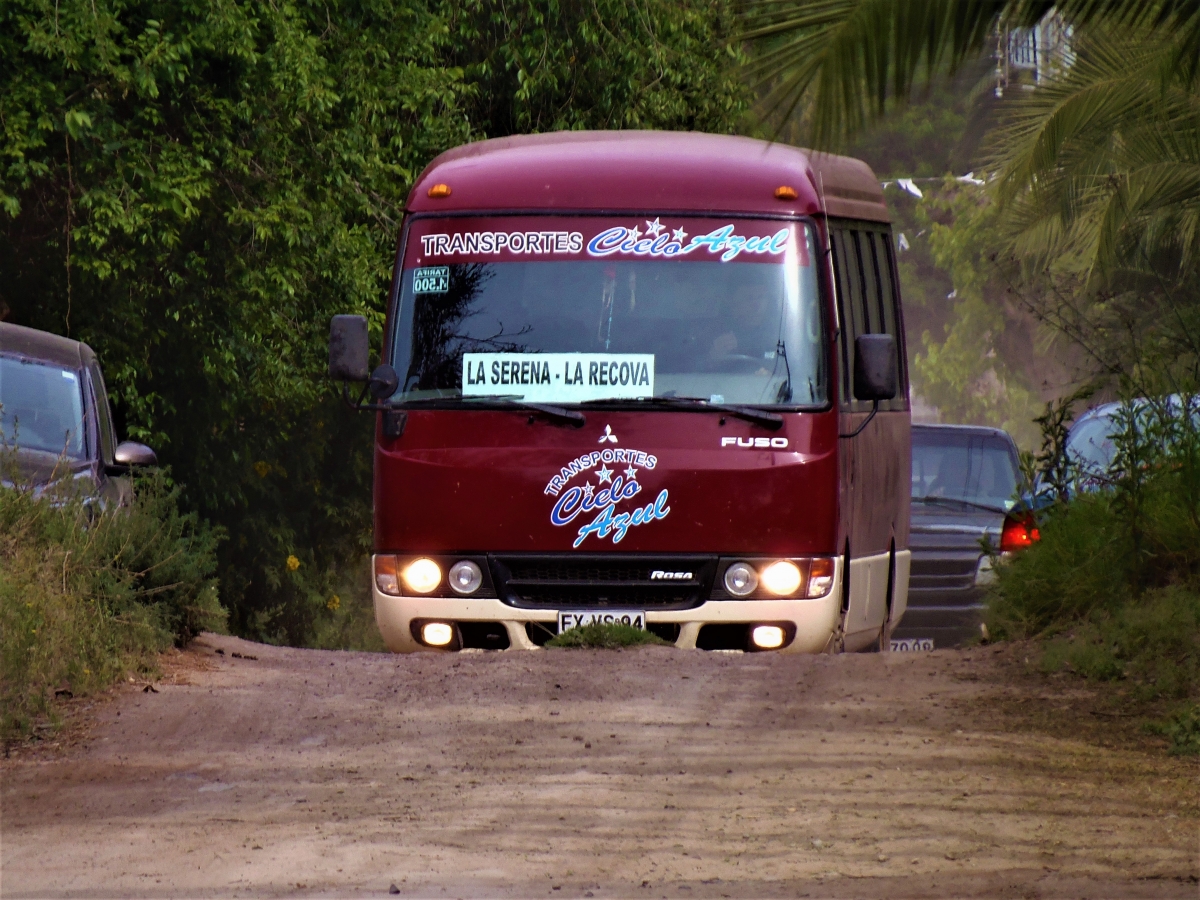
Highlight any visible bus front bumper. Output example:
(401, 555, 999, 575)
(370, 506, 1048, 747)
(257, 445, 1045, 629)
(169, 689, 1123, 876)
(372, 579, 845, 655)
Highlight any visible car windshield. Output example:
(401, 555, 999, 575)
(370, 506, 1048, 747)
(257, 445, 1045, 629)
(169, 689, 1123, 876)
(389, 217, 825, 407)
(0, 356, 86, 458)
(912, 429, 1019, 512)
(1065, 415, 1117, 475)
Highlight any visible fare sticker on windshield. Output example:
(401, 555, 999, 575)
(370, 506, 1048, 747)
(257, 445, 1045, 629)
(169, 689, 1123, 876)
(462, 353, 654, 403)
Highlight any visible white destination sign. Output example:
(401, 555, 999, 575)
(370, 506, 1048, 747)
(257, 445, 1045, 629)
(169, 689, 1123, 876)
(462, 353, 654, 402)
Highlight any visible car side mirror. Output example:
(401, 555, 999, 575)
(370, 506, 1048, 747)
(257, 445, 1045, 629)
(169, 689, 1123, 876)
(853, 334, 898, 402)
(113, 441, 157, 467)
(329, 315, 370, 382)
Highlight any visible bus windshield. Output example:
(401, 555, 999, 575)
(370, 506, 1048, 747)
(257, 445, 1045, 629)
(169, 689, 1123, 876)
(389, 217, 826, 408)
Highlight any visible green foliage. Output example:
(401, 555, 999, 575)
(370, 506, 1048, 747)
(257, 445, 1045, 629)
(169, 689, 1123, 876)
(546, 623, 669, 649)
(902, 181, 1044, 446)
(989, 395, 1200, 713)
(0, 468, 223, 739)
(1147, 703, 1200, 756)
(0, 0, 749, 646)
(446, 0, 751, 135)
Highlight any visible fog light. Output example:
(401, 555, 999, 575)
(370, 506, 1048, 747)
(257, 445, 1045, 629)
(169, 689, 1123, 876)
(448, 560, 483, 595)
(421, 622, 454, 646)
(724, 562, 758, 596)
(374, 555, 400, 595)
(402, 558, 441, 594)
(751, 625, 786, 649)
(761, 560, 802, 595)
(807, 557, 835, 598)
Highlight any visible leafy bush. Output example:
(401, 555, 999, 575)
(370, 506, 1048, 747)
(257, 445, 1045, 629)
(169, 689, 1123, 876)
(0, 469, 223, 738)
(989, 395, 1200, 708)
(1148, 704, 1200, 757)
(546, 623, 669, 649)
(0, 0, 750, 649)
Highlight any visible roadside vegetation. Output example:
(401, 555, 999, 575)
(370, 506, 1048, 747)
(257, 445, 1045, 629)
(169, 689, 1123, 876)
(546, 623, 670, 649)
(988, 396, 1200, 753)
(0, 466, 223, 741)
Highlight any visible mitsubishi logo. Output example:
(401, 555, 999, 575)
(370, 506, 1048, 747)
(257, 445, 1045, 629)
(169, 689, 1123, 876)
(598, 424, 618, 444)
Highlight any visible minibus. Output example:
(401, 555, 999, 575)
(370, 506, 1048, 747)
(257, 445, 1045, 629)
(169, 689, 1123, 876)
(330, 131, 910, 653)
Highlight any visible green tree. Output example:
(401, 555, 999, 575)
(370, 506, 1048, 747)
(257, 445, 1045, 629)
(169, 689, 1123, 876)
(0, 0, 749, 645)
(739, 0, 1200, 285)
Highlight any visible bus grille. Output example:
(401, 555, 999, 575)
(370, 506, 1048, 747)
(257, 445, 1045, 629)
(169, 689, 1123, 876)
(490, 554, 717, 610)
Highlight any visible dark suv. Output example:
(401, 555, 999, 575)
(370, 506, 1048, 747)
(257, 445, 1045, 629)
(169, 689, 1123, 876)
(0, 322, 156, 503)
(892, 423, 1022, 650)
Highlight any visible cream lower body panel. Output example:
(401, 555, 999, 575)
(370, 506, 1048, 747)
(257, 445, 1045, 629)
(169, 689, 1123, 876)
(373, 553, 906, 655)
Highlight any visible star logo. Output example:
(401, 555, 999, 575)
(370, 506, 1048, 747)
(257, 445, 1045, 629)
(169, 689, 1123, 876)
(644, 217, 665, 237)
(598, 424, 618, 444)
(582, 482, 595, 499)
(596, 465, 613, 484)
(671, 227, 688, 242)
(626, 226, 641, 243)
(624, 466, 638, 479)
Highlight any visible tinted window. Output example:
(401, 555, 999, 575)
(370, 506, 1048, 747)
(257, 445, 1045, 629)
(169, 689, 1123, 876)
(912, 430, 1020, 512)
(0, 357, 86, 458)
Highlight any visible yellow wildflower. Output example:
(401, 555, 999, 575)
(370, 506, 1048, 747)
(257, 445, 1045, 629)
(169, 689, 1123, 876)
(286, 555, 300, 571)
(326, 595, 341, 611)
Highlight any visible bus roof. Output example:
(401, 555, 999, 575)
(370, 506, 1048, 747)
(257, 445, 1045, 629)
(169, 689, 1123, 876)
(406, 131, 889, 223)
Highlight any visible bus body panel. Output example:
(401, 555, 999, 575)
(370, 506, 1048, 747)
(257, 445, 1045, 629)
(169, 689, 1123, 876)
(374, 409, 839, 555)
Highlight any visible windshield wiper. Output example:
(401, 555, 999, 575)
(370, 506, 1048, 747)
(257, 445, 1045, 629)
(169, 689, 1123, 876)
(399, 394, 584, 427)
(913, 496, 1007, 515)
(580, 396, 783, 430)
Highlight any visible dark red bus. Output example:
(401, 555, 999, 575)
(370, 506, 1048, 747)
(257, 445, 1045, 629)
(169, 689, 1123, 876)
(330, 131, 910, 653)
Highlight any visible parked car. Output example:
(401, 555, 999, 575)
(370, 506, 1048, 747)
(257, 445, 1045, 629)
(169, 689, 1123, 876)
(892, 424, 1022, 650)
(0, 322, 156, 503)
(1058, 395, 1197, 493)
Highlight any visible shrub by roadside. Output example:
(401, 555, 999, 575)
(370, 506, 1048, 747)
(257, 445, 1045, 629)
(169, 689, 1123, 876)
(0, 469, 224, 740)
(546, 623, 669, 649)
(987, 397, 1200, 754)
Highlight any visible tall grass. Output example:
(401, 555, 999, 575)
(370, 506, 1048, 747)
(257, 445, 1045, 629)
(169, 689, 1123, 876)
(0, 467, 224, 739)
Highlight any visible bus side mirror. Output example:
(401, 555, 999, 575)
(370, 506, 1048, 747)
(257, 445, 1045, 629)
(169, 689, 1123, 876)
(853, 334, 897, 402)
(329, 315, 370, 382)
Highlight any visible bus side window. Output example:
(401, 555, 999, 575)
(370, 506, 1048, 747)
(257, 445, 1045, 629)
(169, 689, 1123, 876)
(830, 230, 854, 407)
(853, 231, 883, 334)
(873, 232, 907, 406)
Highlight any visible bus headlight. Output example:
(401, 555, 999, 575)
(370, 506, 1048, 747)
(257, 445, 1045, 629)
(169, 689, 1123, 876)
(448, 560, 483, 595)
(761, 560, 802, 596)
(724, 562, 758, 597)
(401, 558, 442, 594)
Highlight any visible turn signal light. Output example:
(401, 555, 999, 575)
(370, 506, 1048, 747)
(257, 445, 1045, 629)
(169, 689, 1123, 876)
(1000, 512, 1040, 553)
(374, 555, 400, 595)
(774, 185, 798, 200)
(427, 183, 452, 198)
(806, 557, 835, 597)
(401, 557, 442, 594)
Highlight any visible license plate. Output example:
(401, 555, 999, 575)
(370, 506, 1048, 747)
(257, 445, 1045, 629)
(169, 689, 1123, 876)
(558, 610, 645, 632)
(890, 637, 935, 652)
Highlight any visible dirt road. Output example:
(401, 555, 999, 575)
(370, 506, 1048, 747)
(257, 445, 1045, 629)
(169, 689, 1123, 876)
(2, 634, 1196, 898)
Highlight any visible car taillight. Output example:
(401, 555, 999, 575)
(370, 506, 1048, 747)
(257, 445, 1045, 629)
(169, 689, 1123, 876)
(1000, 512, 1040, 553)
